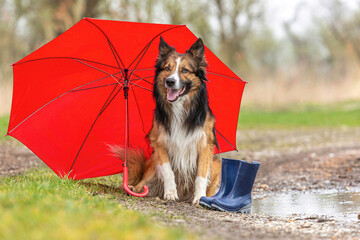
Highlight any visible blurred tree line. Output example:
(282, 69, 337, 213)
(1, 0, 360, 84)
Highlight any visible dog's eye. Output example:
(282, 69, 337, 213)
(181, 68, 189, 74)
(164, 66, 170, 72)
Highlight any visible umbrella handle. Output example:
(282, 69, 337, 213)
(122, 165, 149, 197)
(122, 75, 148, 198)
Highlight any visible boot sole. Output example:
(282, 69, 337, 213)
(199, 200, 212, 209)
(211, 204, 251, 213)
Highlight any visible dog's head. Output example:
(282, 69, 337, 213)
(154, 36, 208, 103)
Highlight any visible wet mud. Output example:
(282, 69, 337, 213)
(1, 127, 360, 239)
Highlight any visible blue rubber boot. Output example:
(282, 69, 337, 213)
(199, 158, 241, 209)
(211, 160, 260, 213)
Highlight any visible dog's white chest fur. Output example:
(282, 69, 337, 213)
(163, 98, 206, 182)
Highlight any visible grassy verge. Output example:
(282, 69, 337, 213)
(0, 169, 192, 240)
(1, 101, 359, 139)
(238, 100, 360, 129)
(0, 114, 9, 141)
(2, 101, 359, 140)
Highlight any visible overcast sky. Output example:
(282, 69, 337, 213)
(265, 0, 320, 37)
(266, 0, 359, 38)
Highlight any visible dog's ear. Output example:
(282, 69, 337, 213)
(188, 38, 208, 81)
(188, 38, 205, 61)
(159, 36, 174, 56)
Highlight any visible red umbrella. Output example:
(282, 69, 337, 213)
(7, 18, 246, 197)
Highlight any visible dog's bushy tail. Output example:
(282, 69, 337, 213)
(108, 145, 147, 186)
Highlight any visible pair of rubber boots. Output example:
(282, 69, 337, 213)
(200, 158, 260, 213)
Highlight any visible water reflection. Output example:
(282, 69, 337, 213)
(252, 190, 360, 221)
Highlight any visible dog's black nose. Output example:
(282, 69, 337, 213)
(166, 78, 176, 87)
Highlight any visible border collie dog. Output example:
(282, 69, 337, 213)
(112, 37, 220, 204)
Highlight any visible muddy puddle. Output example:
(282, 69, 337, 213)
(252, 189, 360, 221)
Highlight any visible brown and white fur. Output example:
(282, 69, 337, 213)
(112, 37, 220, 204)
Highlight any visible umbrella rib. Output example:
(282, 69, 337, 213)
(74, 59, 122, 84)
(68, 84, 123, 174)
(132, 67, 156, 71)
(7, 74, 119, 135)
(131, 73, 154, 85)
(70, 83, 118, 92)
(84, 18, 125, 75)
(215, 129, 238, 152)
(127, 43, 153, 80)
(12, 57, 120, 69)
(207, 72, 246, 82)
(129, 82, 152, 92)
(99, 85, 124, 114)
(127, 25, 186, 70)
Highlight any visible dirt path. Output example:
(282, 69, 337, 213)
(1, 127, 360, 239)
(0, 140, 44, 176)
(231, 127, 360, 193)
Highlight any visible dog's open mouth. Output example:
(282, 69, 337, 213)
(166, 86, 186, 102)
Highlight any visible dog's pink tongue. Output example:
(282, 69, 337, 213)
(167, 89, 179, 101)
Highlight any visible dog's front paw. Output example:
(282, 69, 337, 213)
(193, 177, 207, 205)
(192, 196, 201, 205)
(164, 189, 179, 201)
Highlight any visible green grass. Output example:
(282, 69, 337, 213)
(2, 101, 359, 139)
(2, 101, 359, 140)
(0, 101, 358, 239)
(0, 114, 9, 141)
(238, 100, 360, 129)
(0, 169, 191, 240)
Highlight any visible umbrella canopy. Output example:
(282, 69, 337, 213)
(8, 18, 246, 182)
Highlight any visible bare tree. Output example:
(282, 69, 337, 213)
(214, 0, 263, 69)
(161, 0, 213, 46)
(283, 3, 310, 67)
(322, 0, 360, 62)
